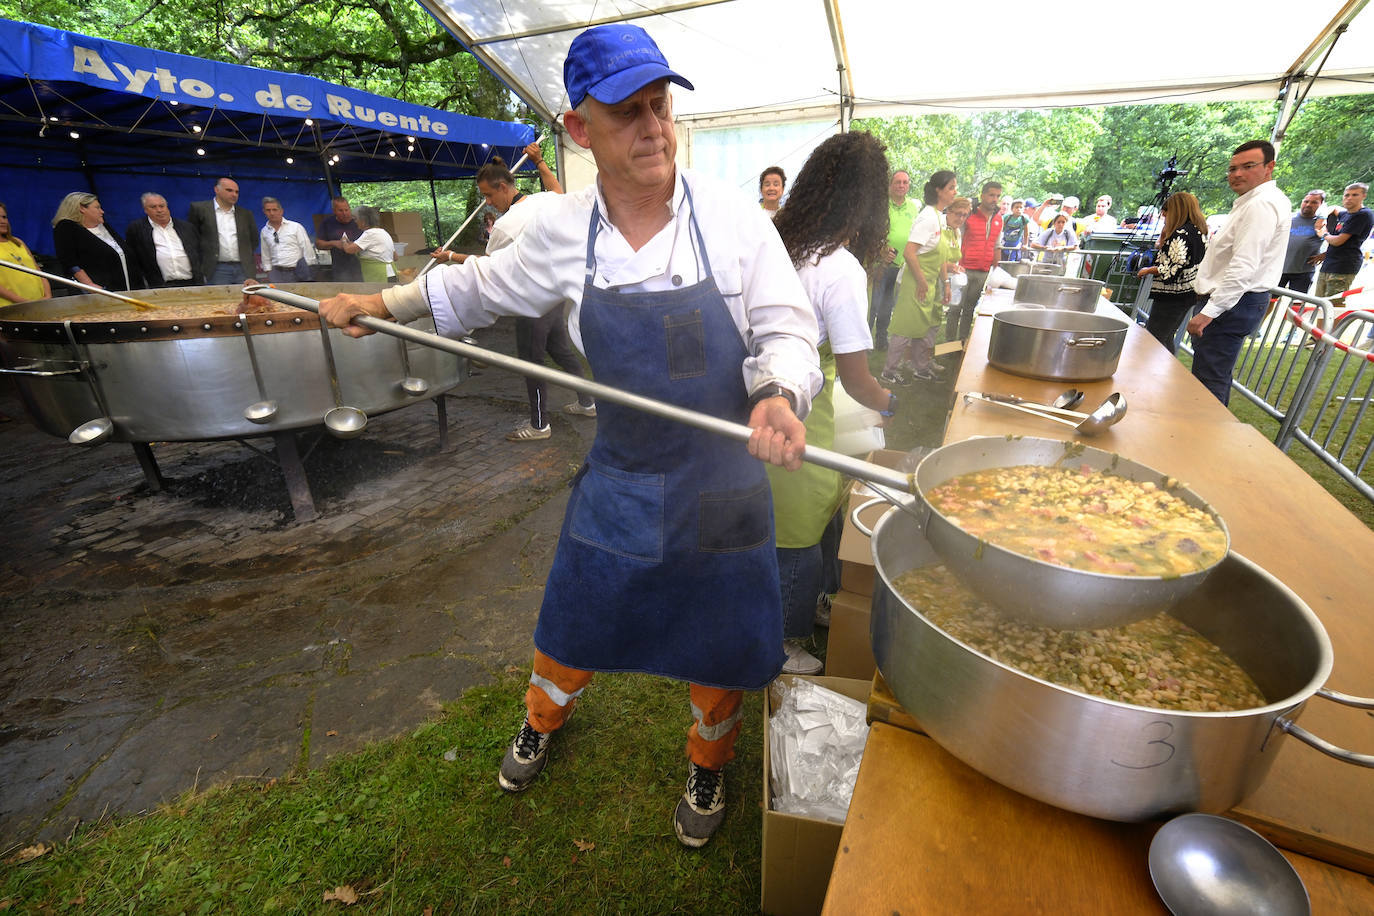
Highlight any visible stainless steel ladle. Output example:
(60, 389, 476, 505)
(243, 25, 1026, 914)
(315, 315, 368, 438)
(963, 391, 1127, 436)
(395, 339, 429, 397)
(239, 314, 279, 423)
(1149, 814, 1309, 916)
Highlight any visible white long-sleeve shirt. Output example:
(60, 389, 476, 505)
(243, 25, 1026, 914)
(382, 168, 821, 414)
(259, 218, 315, 270)
(1196, 180, 1290, 317)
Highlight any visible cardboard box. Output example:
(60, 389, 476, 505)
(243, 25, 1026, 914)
(837, 449, 909, 596)
(823, 589, 876, 681)
(762, 675, 871, 916)
(380, 211, 424, 237)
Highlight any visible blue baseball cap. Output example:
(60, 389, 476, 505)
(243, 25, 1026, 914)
(563, 24, 693, 110)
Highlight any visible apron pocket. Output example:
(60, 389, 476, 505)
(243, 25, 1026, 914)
(664, 310, 706, 379)
(567, 461, 665, 563)
(699, 481, 772, 553)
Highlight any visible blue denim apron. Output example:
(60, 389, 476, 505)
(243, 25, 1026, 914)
(532, 185, 785, 690)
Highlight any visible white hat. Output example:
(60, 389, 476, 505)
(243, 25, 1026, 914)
(1063, 195, 1080, 208)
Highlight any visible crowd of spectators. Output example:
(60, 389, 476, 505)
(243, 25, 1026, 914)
(0, 180, 400, 304)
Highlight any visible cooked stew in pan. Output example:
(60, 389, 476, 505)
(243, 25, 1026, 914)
(893, 564, 1265, 711)
(925, 465, 1226, 577)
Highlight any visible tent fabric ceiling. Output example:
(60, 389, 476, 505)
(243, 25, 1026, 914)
(418, 0, 1374, 128)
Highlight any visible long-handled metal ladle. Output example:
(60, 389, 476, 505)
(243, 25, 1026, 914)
(963, 391, 1127, 436)
(395, 339, 429, 397)
(2, 260, 158, 310)
(239, 314, 279, 423)
(314, 314, 368, 438)
(243, 285, 917, 498)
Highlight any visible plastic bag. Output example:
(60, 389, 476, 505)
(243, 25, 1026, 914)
(831, 378, 885, 457)
(768, 679, 870, 823)
(986, 265, 1016, 290)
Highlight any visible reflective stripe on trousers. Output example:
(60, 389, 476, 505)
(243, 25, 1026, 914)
(524, 649, 744, 770)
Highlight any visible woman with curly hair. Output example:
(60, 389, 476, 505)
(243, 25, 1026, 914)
(883, 170, 959, 384)
(769, 131, 895, 674)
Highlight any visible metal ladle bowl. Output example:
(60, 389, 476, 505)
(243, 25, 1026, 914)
(1149, 814, 1309, 916)
(68, 417, 114, 446)
(324, 405, 368, 437)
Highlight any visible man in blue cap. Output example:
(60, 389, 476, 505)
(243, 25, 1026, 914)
(318, 23, 820, 848)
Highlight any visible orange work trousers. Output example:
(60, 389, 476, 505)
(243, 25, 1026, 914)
(525, 649, 744, 770)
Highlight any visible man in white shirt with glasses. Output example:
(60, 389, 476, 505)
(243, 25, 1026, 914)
(1188, 140, 1289, 405)
(259, 198, 315, 283)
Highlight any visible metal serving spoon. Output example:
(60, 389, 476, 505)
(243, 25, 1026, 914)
(1149, 814, 1309, 916)
(1051, 387, 1085, 410)
(963, 391, 1126, 436)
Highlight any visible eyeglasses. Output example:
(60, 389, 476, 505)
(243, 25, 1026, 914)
(272, 230, 279, 244)
(1225, 161, 1266, 176)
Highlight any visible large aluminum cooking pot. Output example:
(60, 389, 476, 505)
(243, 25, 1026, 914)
(913, 436, 1228, 629)
(867, 501, 1374, 821)
(988, 308, 1129, 381)
(1013, 275, 1104, 311)
(0, 283, 463, 442)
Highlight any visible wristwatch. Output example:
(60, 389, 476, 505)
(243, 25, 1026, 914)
(749, 383, 797, 412)
(880, 392, 898, 418)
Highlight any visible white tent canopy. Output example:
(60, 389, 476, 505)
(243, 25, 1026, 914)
(417, 0, 1373, 190)
(419, 0, 1373, 127)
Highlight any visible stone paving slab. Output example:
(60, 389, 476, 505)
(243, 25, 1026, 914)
(0, 318, 598, 846)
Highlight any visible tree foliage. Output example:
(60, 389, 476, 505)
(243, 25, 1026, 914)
(13, 0, 517, 117)
(857, 92, 1374, 219)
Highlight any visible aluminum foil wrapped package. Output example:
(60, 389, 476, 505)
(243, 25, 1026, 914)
(768, 679, 870, 823)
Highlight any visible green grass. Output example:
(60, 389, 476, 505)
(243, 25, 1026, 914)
(1186, 342, 1374, 530)
(2, 673, 772, 914)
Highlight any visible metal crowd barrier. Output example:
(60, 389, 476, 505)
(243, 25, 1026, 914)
(1133, 285, 1371, 503)
(1275, 297, 1374, 503)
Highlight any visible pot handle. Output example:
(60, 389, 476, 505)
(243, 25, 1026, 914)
(1276, 687, 1374, 768)
(849, 495, 922, 537)
(1065, 337, 1108, 349)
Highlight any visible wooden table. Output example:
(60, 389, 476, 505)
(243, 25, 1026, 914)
(824, 292, 1374, 911)
(825, 725, 1374, 915)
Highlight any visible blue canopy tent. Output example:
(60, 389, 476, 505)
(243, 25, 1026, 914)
(0, 18, 536, 260)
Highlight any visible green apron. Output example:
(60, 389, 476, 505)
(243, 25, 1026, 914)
(359, 257, 390, 283)
(767, 342, 843, 549)
(888, 208, 957, 340)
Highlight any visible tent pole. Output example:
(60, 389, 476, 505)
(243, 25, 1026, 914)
(429, 165, 444, 248)
(313, 122, 338, 197)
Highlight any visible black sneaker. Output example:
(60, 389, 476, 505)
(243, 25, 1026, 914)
(673, 762, 726, 848)
(498, 718, 552, 792)
(878, 370, 909, 387)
